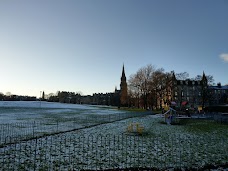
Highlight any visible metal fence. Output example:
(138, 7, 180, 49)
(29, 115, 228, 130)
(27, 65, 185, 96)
(214, 113, 228, 124)
(0, 112, 151, 146)
(0, 133, 227, 170)
(190, 112, 228, 124)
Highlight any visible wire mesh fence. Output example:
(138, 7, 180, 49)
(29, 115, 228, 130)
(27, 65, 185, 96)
(214, 112, 228, 124)
(0, 133, 227, 170)
(0, 111, 151, 146)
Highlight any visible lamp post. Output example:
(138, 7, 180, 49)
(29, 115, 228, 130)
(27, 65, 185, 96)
(40, 91, 42, 108)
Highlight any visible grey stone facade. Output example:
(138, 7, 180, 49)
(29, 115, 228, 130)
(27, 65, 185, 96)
(171, 72, 208, 108)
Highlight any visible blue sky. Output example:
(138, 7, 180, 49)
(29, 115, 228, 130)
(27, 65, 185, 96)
(0, 0, 228, 97)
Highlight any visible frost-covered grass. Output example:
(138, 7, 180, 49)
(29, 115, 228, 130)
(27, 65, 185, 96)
(0, 102, 227, 170)
(0, 101, 134, 145)
(0, 115, 227, 170)
(0, 101, 124, 124)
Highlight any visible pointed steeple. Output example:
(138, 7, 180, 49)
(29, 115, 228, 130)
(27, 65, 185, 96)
(121, 64, 126, 80)
(201, 71, 208, 86)
(120, 64, 128, 106)
(172, 71, 176, 80)
(202, 71, 206, 79)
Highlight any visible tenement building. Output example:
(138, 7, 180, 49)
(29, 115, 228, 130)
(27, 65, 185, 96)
(208, 83, 228, 105)
(171, 72, 208, 108)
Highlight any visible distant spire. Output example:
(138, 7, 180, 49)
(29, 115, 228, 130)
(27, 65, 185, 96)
(172, 71, 176, 80)
(122, 64, 126, 79)
(202, 71, 207, 80)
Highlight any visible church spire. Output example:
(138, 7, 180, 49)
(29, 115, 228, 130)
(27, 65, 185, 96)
(202, 71, 208, 86)
(120, 64, 128, 106)
(202, 71, 206, 79)
(202, 71, 207, 82)
(121, 64, 126, 80)
(172, 71, 176, 80)
(115, 86, 117, 92)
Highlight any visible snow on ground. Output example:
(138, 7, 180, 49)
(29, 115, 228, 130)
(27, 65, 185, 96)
(0, 101, 96, 109)
(0, 102, 227, 170)
(0, 114, 227, 170)
(0, 101, 126, 124)
(0, 101, 133, 145)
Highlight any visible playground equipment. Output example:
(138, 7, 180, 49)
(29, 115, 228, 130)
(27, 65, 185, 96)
(127, 122, 144, 135)
(164, 107, 179, 125)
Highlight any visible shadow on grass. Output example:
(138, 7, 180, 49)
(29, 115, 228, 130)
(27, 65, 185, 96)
(159, 118, 228, 135)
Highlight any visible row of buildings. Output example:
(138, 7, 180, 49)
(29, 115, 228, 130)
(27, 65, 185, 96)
(75, 65, 128, 107)
(77, 67, 227, 110)
(46, 65, 128, 107)
(169, 72, 228, 109)
(2, 65, 227, 109)
(0, 94, 37, 101)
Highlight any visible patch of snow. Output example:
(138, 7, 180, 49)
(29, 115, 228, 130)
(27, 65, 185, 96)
(0, 101, 97, 109)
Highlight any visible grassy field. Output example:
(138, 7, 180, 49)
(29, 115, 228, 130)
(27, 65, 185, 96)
(1, 115, 227, 170)
(178, 118, 228, 136)
(0, 102, 227, 170)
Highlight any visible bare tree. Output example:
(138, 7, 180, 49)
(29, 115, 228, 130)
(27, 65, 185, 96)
(194, 75, 202, 81)
(128, 74, 141, 108)
(206, 75, 215, 86)
(194, 74, 215, 86)
(0, 92, 4, 100)
(175, 72, 189, 80)
(150, 68, 170, 109)
(128, 64, 156, 109)
(6, 92, 11, 96)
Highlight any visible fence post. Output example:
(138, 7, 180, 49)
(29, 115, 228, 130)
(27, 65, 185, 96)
(32, 121, 35, 138)
(33, 137, 38, 171)
(0, 125, 2, 145)
(56, 120, 59, 132)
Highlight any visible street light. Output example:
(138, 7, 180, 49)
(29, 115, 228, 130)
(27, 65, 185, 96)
(40, 91, 42, 108)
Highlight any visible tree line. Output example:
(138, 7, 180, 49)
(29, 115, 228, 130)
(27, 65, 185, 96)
(0, 93, 36, 101)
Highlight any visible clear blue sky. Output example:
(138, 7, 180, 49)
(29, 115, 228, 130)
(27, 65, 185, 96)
(1, 0, 228, 97)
